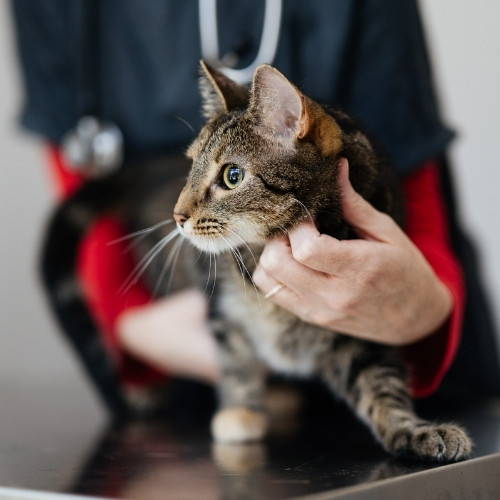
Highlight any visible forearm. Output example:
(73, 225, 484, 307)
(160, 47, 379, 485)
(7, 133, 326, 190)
(116, 289, 220, 384)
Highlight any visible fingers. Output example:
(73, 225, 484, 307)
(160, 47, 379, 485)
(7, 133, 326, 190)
(287, 220, 370, 276)
(254, 158, 407, 295)
(253, 236, 329, 296)
(337, 158, 404, 244)
(253, 263, 302, 309)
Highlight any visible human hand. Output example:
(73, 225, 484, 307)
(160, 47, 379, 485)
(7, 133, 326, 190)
(117, 288, 220, 383)
(253, 158, 452, 346)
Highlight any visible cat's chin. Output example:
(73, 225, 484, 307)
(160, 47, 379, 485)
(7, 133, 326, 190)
(180, 234, 233, 255)
(181, 233, 265, 256)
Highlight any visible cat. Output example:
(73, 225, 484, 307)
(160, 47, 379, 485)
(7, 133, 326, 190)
(40, 61, 472, 462)
(171, 62, 472, 462)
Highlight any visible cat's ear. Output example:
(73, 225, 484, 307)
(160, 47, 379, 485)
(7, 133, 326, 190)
(199, 61, 249, 119)
(250, 65, 342, 156)
(250, 65, 306, 143)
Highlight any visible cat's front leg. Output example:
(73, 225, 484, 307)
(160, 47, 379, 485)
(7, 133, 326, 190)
(318, 338, 472, 462)
(211, 320, 268, 443)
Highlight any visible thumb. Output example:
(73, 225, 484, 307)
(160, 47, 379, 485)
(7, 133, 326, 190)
(337, 157, 396, 242)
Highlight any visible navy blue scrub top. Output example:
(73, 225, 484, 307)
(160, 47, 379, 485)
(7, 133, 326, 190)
(11, 0, 453, 174)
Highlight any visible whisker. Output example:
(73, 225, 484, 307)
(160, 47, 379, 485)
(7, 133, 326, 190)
(166, 237, 186, 294)
(291, 198, 315, 225)
(208, 240, 217, 302)
(119, 228, 180, 295)
(153, 236, 184, 297)
(204, 241, 214, 294)
(221, 234, 261, 309)
(277, 224, 290, 237)
(220, 234, 247, 297)
(225, 227, 259, 269)
(174, 115, 196, 134)
(108, 219, 175, 246)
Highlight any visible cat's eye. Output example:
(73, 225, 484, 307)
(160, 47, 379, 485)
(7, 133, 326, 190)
(222, 164, 245, 189)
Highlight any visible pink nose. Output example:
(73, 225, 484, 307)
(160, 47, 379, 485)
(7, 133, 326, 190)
(174, 212, 188, 227)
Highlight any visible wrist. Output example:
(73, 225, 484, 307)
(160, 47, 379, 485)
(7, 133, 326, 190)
(407, 277, 453, 345)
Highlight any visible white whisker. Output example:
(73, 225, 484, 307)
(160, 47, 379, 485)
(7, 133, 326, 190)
(225, 227, 259, 269)
(291, 198, 315, 225)
(277, 224, 290, 237)
(220, 233, 262, 309)
(174, 115, 196, 134)
(119, 228, 180, 295)
(220, 234, 247, 297)
(208, 240, 217, 301)
(204, 241, 214, 294)
(108, 219, 175, 246)
(153, 236, 184, 296)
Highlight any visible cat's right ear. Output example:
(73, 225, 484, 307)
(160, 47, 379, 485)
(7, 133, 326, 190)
(199, 61, 249, 119)
(250, 65, 343, 157)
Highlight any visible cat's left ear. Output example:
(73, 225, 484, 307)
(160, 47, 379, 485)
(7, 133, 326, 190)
(250, 65, 342, 156)
(199, 61, 249, 119)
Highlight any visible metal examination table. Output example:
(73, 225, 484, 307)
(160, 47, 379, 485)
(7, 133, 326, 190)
(1, 377, 499, 499)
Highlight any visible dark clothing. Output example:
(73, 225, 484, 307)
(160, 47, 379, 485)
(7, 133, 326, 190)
(12, 0, 452, 173)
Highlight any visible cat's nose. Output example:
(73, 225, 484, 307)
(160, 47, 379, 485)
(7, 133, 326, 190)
(174, 212, 189, 227)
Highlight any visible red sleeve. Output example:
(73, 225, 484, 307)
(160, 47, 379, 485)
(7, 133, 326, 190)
(46, 145, 164, 387)
(401, 160, 465, 398)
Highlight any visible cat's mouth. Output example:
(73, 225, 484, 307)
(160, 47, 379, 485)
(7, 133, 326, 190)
(176, 216, 263, 255)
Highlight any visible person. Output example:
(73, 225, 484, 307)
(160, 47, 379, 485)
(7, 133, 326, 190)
(10, 0, 500, 415)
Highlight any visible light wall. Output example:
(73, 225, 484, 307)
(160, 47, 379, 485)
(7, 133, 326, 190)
(1, 2, 499, 389)
(420, 1, 500, 329)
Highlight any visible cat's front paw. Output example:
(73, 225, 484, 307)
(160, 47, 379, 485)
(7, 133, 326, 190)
(392, 423, 472, 462)
(211, 408, 268, 443)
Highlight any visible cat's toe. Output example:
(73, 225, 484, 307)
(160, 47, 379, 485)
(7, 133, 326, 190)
(399, 423, 472, 462)
(212, 442, 266, 472)
(211, 407, 268, 443)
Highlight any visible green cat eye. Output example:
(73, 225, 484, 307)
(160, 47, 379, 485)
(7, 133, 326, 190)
(222, 164, 245, 189)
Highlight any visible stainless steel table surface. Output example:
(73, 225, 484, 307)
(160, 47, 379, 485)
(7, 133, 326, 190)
(1, 376, 499, 499)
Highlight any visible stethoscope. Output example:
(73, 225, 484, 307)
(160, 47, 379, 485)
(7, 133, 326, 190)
(63, 0, 282, 174)
(199, 0, 282, 84)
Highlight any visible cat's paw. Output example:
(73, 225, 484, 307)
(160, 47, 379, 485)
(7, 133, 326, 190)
(392, 423, 472, 462)
(211, 408, 268, 443)
(212, 442, 266, 472)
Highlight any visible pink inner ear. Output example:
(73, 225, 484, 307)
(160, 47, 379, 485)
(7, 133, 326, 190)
(253, 66, 304, 141)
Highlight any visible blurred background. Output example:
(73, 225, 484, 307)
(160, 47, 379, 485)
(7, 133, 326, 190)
(1, 1, 499, 410)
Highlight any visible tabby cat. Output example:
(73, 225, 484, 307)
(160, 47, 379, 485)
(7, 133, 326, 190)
(40, 62, 471, 462)
(172, 62, 471, 462)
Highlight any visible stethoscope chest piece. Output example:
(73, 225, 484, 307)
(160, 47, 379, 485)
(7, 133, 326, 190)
(61, 116, 124, 176)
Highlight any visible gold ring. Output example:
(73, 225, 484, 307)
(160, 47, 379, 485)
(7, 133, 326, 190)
(264, 283, 284, 299)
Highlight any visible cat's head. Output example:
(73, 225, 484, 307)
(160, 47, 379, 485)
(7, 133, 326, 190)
(173, 62, 345, 254)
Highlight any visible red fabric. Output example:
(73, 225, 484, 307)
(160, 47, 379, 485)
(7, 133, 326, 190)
(76, 218, 165, 386)
(401, 160, 465, 398)
(46, 146, 464, 396)
(47, 146, 164, 386)
(46, 144, 87, 199)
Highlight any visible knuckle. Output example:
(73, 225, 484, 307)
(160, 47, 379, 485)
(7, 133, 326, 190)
(252, 265, 266, 286)
(359, 267, 378, 287)
(377, 211, 395, 229)
(310, 310, 330, 328)
(336, 294, 356, 313)
(346, 189, 368, 215)
(259, 245, 282, 271)
(350, 190, 365, 209)
(292, 239, 317, 264)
